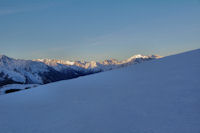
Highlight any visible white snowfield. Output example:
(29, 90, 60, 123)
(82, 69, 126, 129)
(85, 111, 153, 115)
(0, 49, 199, 133)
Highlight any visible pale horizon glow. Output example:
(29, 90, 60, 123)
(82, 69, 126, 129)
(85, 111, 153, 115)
(0, 0, 200, 61)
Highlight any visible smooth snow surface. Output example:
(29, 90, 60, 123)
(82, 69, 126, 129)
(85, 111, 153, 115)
(0, 49, 199, 133)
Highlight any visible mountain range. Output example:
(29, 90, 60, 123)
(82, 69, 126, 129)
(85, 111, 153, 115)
(0, 54, 160, 87)
(0, 49, 199, 133)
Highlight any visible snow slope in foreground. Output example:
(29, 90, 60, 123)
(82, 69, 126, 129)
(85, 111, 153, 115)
(0, 49, 199, 133)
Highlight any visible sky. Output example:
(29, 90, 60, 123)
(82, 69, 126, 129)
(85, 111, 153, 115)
(0, 0, 200, 61)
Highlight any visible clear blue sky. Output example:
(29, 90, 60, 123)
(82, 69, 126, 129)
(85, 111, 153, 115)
(0, 0, 200, 61)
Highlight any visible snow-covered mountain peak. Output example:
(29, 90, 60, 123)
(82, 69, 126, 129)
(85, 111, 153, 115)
(34, 59, 75, 66)
(0, 53, 160, 87)
(0, 56, 52, 84)
(0, 54, 13, 61)
(35, 54, 160, 69)
(126, 54, 147, 61)
(125, 54, 162, 63)
(130, 54, 144, 58)
(101, 59, 119, 65)
(0, 54, 7, 58)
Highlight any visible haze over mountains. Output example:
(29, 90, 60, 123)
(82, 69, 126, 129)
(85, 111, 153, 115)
(0, 54, 160, 87)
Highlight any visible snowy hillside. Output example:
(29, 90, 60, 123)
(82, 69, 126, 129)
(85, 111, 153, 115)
(0, 54, 159, 87)
(0, 49, 199, 133)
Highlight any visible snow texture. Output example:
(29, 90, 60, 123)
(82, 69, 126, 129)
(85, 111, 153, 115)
(0, 49, 199, 133)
